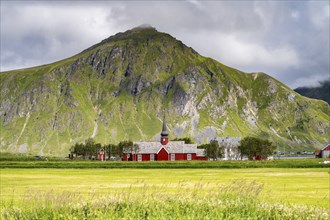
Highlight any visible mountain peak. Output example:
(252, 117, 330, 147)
(131, 24, 156, 31)
(119, 24, 158, 37)
(84, 25, 162, 52)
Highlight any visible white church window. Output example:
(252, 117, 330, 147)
(138, 154, 142, 161)
(171, 154, 175, 161)
(187, 154, 191, 160)
(150, 154, 154, 161)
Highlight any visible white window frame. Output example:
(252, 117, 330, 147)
(187, 154, 192, 161)
(150, 154, 154, 161)
(138, 154, 142, 162)
(171, 153, 175, 161)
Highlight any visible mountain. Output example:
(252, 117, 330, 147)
(294, 80, 330, 105)
(1, 26, 329, 155)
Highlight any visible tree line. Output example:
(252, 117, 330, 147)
(70, 136, 275, 160)
(70, 138, 136, 160)
(198, 136, 275, 160)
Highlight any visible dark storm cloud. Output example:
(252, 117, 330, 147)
(1, 1, 329, 88)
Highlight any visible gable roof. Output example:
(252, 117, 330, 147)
(157, 147, 169, 154)
(126, 141, 199, 154)
(321, 142, 330, 151)
(183, 144, 198, 154)
(124, 142, 162, 154)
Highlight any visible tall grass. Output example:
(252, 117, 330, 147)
(2, 180, 328, 219)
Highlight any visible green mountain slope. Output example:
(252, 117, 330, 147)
(1, 26, 329, 155)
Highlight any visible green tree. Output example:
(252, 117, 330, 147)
(71, 138, 104, 160)
(72, 143, 84, 158)
(205, 140, 224, 160)
(197, 144, 208, 149)
(238, 136, 275, 160)
(118, 140, 133, 159)
(84, 138, 97, 159)
(104, 144, 117, 160)
(258, 139, 275, 159)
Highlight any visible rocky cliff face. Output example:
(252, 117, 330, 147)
(1, 26, 329, 155)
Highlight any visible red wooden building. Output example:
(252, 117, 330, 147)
(97, 149, 106, 161)
(122, 116, 206, 161)
(320, 143, 330, 158)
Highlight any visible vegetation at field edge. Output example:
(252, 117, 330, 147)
(1, 179, 329, 220)
(0, 157, 329, 169)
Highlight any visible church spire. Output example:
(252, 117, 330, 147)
(160, 110, 169, 145)
(161, 114, 168, 137)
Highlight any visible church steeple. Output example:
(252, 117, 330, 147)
(160, 111, 168, 145)
(161, 116, 168, 136)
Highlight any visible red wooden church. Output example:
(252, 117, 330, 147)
(122, 117, 206, 161)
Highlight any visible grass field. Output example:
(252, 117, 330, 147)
(1, 157, 330, 169)
(1, 168, 329, 219)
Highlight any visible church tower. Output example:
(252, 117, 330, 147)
(160, 114, 169, 145)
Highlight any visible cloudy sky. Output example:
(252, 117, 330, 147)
(1, 1, 329, 88)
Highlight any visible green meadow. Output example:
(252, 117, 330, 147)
(1, 168, 329, 219)
(1, 157, 329, 168)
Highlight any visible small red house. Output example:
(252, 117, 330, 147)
(97, 149, 106, 161)
(320, 143, 330, 158)
(122, 116, 206, 161)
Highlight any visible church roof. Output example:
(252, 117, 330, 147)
(136, 142, 162, 154)
(164, 142, 185, 153)
(183, 144, 198, 153)
(127, 141, 200, 154)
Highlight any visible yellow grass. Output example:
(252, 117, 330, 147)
(1, 168, 329, 208)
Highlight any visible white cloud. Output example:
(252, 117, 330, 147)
(178, 32, 300, 72)
(308, 1, 330, 29)
(1, 3, 122, 70)
(291, 11, 300, 20)
(216, 34, 300, 70)
(0, 1, 329, 89)
(291, 74, 329, 89)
